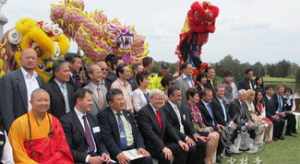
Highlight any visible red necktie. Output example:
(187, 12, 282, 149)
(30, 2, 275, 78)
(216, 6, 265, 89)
(156, 111, 163, 129)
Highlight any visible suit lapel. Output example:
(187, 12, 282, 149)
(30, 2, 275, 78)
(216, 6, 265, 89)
(108, 109, 120, 141)
(148, 105, 163, 134)
(71, 111, 85, 138)
(86, 84, 101, 109)
(16, 70, 28, 109)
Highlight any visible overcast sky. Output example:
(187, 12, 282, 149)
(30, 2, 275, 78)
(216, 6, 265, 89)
(3, 0, 300, 64)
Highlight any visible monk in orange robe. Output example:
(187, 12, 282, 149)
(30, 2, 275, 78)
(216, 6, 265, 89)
(8, 89, 74, 164)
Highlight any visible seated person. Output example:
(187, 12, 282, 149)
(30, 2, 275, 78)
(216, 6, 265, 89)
(163, 87, 207, 164)
(98, 89, 153, 164)
(228, 90, 257, 152)
(264, 86, 285, 140)
(61, 88, 111, 163)
(8, 89, 73, 164)
(137, 89, 189, 164)
(186, 88, 220, 164)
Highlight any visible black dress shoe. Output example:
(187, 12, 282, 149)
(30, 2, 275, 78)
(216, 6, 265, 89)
(279, 136, 285, 140)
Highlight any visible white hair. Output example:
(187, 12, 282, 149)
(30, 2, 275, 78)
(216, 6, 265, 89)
(148, 89, 165, 99)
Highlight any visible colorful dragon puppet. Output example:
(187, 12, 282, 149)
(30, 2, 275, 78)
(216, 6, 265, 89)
(0, 18, 70, 79)
(50, 0, 149, 64)
(176, 1, 219, 75)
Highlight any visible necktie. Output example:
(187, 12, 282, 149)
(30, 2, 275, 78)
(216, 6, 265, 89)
(82, 115, 96, 153)
(96, 86, 104, 109)
(207, 103, 216, 126)
(116, 112, 127, 149)
(220, 99, 227, 122)
(155, 111, 163, 129)
(61, 84, 71, 113)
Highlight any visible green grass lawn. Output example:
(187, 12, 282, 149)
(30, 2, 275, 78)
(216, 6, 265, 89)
(221, 134, 300, 164)
(263, 76, 296, 83)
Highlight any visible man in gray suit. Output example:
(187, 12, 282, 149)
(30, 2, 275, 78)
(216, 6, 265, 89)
(0, 48, 44, 130)
(175, 63, 194, 105)
(84, 63, 108, 116)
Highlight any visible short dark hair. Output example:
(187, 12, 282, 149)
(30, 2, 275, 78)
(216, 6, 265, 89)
(136, 72, 148, 86)
(167, 86, 180, 97)
(180, 63, 189, 71)
(161, 74, 174, 88)
(74, 88, 93, 102)
(106, 89, 123, 103)
(265, 85, 273, 91)
(196, 73, 207, 82)
(64, 53, 81, 64)
(142, 57, 153, 67)
(105, 54, 119, 69)
(202, 88, 213, 97)
(206, 66, 214, 72)
(223, 71, 233, 77)
(116, 64, 127, 78)
(52, 59, 69, 73)
(186, 88, 198, 101)
(245, 68, 253, 74)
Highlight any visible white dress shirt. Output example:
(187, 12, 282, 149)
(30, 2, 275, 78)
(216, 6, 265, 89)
(74, 107, 97, 163)
(169, 101, 185, 134)
(21, 67, 40, 111)
(55, 79, 71, 113)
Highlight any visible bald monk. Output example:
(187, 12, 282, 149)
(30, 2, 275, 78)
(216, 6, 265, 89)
(8, 89, 73, 164)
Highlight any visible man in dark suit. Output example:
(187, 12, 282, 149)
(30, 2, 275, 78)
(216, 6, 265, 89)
(61, 88, 111, 164)
(65, 53, 84, 89)
(137, 89, 189, 164)
(238, 68, 255, 90)
(273, 85, 296, 136)
(0, 48, 44, 130)
(213, 85, 230, 126)
(204, 67, 217, 97)
(264, 86, 286, 140)
(43, 60, 75, 118)
(98, 89, 153, 164)
(163, 87, 206, 164)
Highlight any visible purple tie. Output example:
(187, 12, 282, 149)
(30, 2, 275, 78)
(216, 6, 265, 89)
(82, 115, 96, 153)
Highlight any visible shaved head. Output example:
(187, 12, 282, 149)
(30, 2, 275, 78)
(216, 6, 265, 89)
(21, 48, 38, 71)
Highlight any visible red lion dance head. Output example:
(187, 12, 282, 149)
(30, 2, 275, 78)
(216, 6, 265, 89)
(176, 1, 219, 76)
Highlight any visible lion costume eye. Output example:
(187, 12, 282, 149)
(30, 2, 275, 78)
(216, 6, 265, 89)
(8, 29, 22, 45)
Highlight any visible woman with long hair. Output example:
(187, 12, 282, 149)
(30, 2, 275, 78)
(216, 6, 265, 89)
(255, 90, 273, 143)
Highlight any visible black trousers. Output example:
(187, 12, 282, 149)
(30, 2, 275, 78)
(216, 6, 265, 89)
(271, 118, 285, 138)
(284, 113, 297, 135)
(152, 143, 188, 164)
(130, 157, 153, 164)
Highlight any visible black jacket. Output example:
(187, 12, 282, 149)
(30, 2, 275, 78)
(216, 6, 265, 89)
(97, 108, 144, 158)
(238, 79, 255, 90)
(199, 101, 217, 127)
(0, 69, 44, 130)
(162, 102, 196, 140)
(228, 100, 252, 125)
(42, 79, 75, 118)
(264, 96, 277, 118)
(212, 98, 230, 126)
(60, 110, 108, 163)
(136, 104, 180, 154)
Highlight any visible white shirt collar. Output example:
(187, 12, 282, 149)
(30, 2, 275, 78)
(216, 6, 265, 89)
(21, 67, 37, 79)
(150, 103, 159, 113)
(74, 107, 86, 119)
(168, 100, 178, 109)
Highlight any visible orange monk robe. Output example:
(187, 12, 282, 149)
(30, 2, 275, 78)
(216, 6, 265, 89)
(8, 112, 74, 164)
